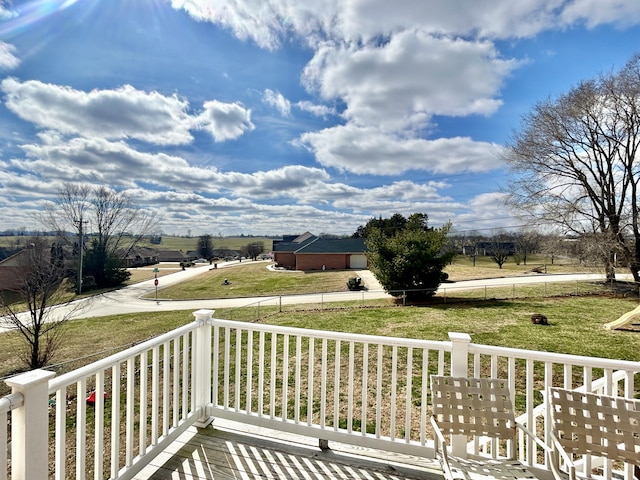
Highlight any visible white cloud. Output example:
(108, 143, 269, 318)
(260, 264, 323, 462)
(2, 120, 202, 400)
(303, 31, 518, 131)
(561, 0, 640, 28)
(170, 0, 338, 50)
(0, 3, 18, 21)
(170, 1, 640, 48)
(1, 79, 195, 145)
(295, 100, 337, 117)
(13, 135, 332, 198)
(196, 100, 255, 141)
(0, 42, 19, 70)
(263, 89, 291, 116)
(300, 124, 504, 175)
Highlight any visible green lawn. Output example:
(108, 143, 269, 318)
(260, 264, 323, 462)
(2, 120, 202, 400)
(1, 250, 637, 392)
(143, 255, 604, 301)
(1, 295, 638, 392)
(147, 262, 356, 299)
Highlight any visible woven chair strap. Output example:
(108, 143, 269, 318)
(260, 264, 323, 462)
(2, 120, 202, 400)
(431, 376, 516, 439)
(549, 387, 640, 464)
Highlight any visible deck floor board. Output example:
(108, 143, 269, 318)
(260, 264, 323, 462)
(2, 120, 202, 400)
(134, 420, 443, 480)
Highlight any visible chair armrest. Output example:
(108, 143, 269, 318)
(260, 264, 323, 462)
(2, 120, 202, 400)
(548, 430, 576, 480)
(514, 421, 551, 453)
(431, 416, 453, 479)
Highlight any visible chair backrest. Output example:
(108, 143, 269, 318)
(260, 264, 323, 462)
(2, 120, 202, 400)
(430, 376, 517, 440)
(548, 387, 640, 464)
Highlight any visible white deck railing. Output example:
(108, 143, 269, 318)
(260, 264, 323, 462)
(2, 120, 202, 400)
(2, 309, 639, 480)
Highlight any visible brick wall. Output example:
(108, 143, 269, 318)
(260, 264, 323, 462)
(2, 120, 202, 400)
(273, 252, 296, 269)
(295, 254, 348, 270)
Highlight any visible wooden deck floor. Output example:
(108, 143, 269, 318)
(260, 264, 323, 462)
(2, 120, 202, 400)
(134, 420, 444, 480)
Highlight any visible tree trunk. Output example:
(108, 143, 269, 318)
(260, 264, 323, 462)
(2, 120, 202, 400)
(605, 256, 616, 281)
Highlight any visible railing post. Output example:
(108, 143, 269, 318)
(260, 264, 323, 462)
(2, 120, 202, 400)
(448, 332, 471, 457)
(449, 332, 471, 377)
(5, 369, 56, 480)
(192, 309, 214, 427)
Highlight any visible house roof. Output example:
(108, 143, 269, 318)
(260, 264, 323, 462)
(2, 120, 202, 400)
(117, 246, 159, 259)
(156, 249, 187, 261)
(272, 234, 318, 252)
(294, 238, 367, 254)
(274, 237, 367, 254)
(0, 249, 29, 267)
(291, 232, 316, 243)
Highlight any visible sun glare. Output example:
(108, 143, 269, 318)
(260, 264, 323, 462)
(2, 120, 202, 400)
(0, 0, 84, 37)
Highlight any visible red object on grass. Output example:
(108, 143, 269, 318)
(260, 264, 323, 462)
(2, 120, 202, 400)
(86, 391, 107, 405)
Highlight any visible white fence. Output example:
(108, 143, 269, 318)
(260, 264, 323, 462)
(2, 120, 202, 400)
(2, 309, 639, 480)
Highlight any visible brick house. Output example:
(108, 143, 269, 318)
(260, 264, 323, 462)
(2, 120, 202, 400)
(273, 233, 368, 271)
(0, 248, 33, 292)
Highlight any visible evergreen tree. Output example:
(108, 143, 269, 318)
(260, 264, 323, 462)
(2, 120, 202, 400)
(366, 215, 452, 300)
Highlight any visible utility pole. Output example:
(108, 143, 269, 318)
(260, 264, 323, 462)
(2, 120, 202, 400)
(75, 217, 86, 295)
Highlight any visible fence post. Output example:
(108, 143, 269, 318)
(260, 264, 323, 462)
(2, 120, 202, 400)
(448, 332, 471, 457)
(6, 369, 56, 480)
(193, 309, 214, 427)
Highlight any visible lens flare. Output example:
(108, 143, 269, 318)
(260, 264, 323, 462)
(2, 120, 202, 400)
(0, 0, 82, 37)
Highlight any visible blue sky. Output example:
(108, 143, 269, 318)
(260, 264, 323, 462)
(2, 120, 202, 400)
(1, 0, 640, 237)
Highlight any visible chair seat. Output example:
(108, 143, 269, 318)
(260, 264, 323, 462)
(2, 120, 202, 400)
(444, 456, 540, 480)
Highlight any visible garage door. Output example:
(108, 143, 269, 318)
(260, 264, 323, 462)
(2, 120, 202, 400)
(349, 254, 367, 269)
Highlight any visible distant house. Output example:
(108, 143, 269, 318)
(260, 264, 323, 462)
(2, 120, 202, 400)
(0, 249, 29, 292)
(273, 233, 368, 271)
(120, 247, 159, 267)
(156, 249, 188, 263)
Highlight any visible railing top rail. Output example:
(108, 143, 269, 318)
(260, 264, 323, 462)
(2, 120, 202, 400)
(0, 392, 23, 415)
(211, 317, 450, 349)
(469, 342, 640, 371)
(49, 321, 199, 392)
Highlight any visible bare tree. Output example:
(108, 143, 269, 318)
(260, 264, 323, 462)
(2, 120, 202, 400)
(489, 232, 512, 269)
(0, 238, 81, 369)
(40, 183, 157, 290)
(540, 234, 566, 265)
(514, 229, 541, 266)
(506, 54, 640, 281)
(242, 241, 265, 261)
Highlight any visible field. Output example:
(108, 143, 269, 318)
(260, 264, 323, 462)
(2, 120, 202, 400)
(0, 235, 275, 252)
(139, 235, 275, 252)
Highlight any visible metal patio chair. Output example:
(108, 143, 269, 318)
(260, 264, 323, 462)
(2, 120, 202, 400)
(430, 376, 547, 480)
(547, 387, 640, 480)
